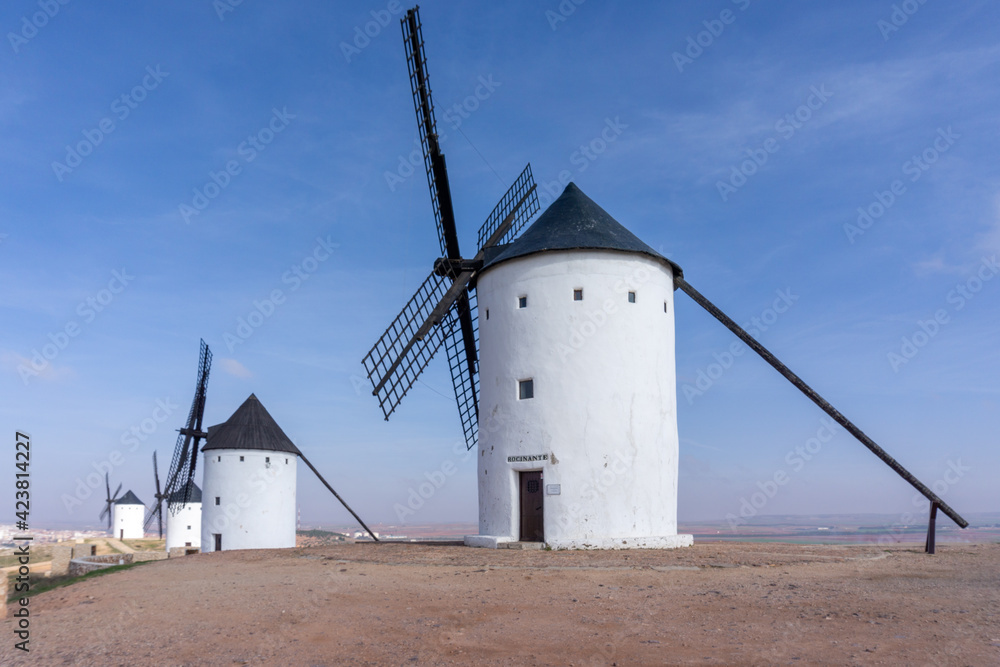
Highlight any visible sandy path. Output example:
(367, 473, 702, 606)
(2, 542, 997, 665)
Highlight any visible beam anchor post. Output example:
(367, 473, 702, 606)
(925, 501, 939, 554)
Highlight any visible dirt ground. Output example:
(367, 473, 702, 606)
(2, 541, 997, 666)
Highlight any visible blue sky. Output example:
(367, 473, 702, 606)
(2, 0, 997, 531)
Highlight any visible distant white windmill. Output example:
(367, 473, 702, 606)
(111, 490, 145, 540)
(200, 394, 377, 552)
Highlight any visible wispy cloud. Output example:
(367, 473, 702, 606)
(0, 350, 74, 383)
(219, 357, 253, 379)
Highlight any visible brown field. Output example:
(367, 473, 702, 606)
(2, 541, 998, 666)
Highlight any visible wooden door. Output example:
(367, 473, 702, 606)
(519, 471, 544, 542)
(214, 533, 222, 551)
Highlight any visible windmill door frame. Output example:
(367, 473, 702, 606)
(214, 533, 222, 551)
(518, 470, 544, 542)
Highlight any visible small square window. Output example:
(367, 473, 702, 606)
(215, 497, 220, 506)
(285, 458, 289, 464)
(518, 379, 534, 400)
(217, 456, 221, 462)
(518, 296, 527, 308)
(628, 291, 636, 303)
(239, 456, 244, 462)
(265, 457, 270, 463)
(187, 525, 191, 530)
(573, 289, 583, 301)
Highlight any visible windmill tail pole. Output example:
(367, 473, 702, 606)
(675, 277, 969, 529)
(298, 452, 379, 542)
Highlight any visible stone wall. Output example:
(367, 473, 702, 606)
(168, 546, 200, 558)
(67, 551, 167, 576)
(68, 553, 132, 577)
(72, 544, 96, 559)
(51, 545, 73, 576)
(132, 551, 168, 563)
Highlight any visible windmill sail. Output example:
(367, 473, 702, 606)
(477, 164, 540, 250)
(164, 339, 212, 515)
(143, 451, 168, 538)
(402, 6, 456, 258)
(99, 473, 122, 530)
(362, 6, 539, 452)
(363, 270, 458, 420)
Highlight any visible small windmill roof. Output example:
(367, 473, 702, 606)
(482, 182, 682, 276)
(115, 490, 144, 506)
(167, 480, 202, 504)
(201, 393, 302, 455)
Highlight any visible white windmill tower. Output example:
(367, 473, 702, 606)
(157, 341, 377, 554)
(200, 394, 300, 552)
(111, 490, 145, 540)
(165, 480, 202, 550)
(472, 183, 692, 549)
(145, 451, 202, 550)
(362, 6, 970, 551)
(199, 393, 378, 552)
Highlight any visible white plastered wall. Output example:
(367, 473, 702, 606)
(112, 502, 145, 540)
(200, 450, 297, 551)
(467, 249, 692, 549)
(166, 501, 201, 550)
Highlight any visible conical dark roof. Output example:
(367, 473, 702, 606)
(115, 490, 144, 506)
(201, 393, 301, 455)
(482, 182, 682, 276)
(167, 480, 202, 504)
